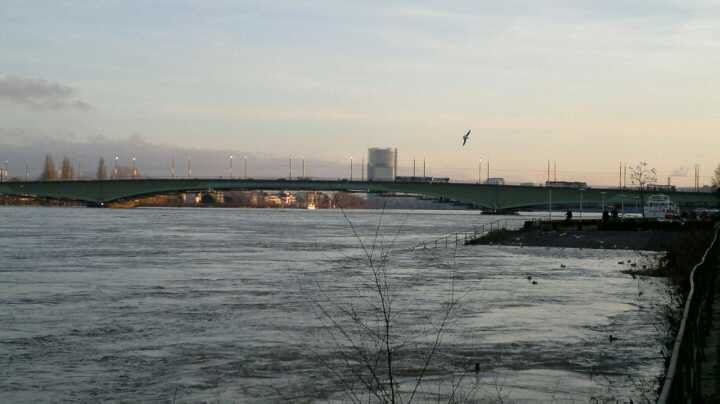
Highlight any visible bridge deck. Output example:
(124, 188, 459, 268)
(0, 178, 718, 210)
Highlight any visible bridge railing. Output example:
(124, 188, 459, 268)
(658, 222, 720, 403)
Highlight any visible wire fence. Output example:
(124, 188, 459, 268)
(408, 218, 533, 251)
(658, 222, 720, 403)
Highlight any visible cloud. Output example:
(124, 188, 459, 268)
(0, 75, 91, 111)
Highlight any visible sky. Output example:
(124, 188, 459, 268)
(1, 0, 719, 185)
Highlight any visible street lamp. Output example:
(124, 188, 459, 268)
(243, 156, 247, 179)
(361, 156, 365, 181)
(114, 156, 119, 179)
(600, 191, 607, 213)
(350, 156, 353, 181)
(229, 154, 233, 178)
(579, 188, 585, 218)
(131, 157, 137, 179)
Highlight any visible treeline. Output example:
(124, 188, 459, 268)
(37, 155, 138, 180)
(39, 155, 74, 180)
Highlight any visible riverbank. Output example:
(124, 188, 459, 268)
(468, 219, 715, 251)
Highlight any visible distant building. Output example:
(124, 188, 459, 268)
(279, 191, 296, 206)
(264, 194, 282, 207)
(485, 177, 505, 185)
(367, 147, 397, 182)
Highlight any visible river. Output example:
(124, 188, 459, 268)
(0, 207, 674, 403)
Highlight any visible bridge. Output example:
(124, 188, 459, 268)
(0, 178, 717, 210)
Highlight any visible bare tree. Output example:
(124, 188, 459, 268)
(712, 164, 720, 188)
(630, 161, 658, 218)
(310, 210, 462, 403)
(39, 154, 57, 180)
(60, 156, 74, 180)
(97, 157, 108, 180)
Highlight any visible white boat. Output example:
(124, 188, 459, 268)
(644, 194, 678, 220)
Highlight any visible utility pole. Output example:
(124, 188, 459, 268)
(487, 160, 490, 182)
(349, 156, 353, 181)
(302, 157, 305, 178)
(289, 156, 292, 180)
(624, 164, 628, 188)
(413, 158, 416, 177)
(171, 156, 175, 178)
(553, 161, 557, 182)
(423, 158, 426, 178)
(547, 160, 550, 183)
(619, 161, 622, 188)
(187, 156, 192, 177)
(25, 164, 29, 181)
(243, 156, 247, 179)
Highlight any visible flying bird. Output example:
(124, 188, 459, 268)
(462, 129, 471, 146)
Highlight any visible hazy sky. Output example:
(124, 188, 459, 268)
(1, 0, 719, 185)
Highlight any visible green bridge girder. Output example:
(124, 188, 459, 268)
(0, 178, 718, 210)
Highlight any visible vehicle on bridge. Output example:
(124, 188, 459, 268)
(395, 176, 433, 183)
(647, 184, 677, 192)
(485, 177, 505, 185)
(545, 181, 589, 188)
(394, 176, 450, 184)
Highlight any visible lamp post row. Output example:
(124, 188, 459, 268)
(4, 157, 711, 188)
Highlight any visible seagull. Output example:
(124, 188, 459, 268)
(462, 129, 471, 146)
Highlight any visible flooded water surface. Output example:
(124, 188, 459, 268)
(0, 207, 674, 402)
